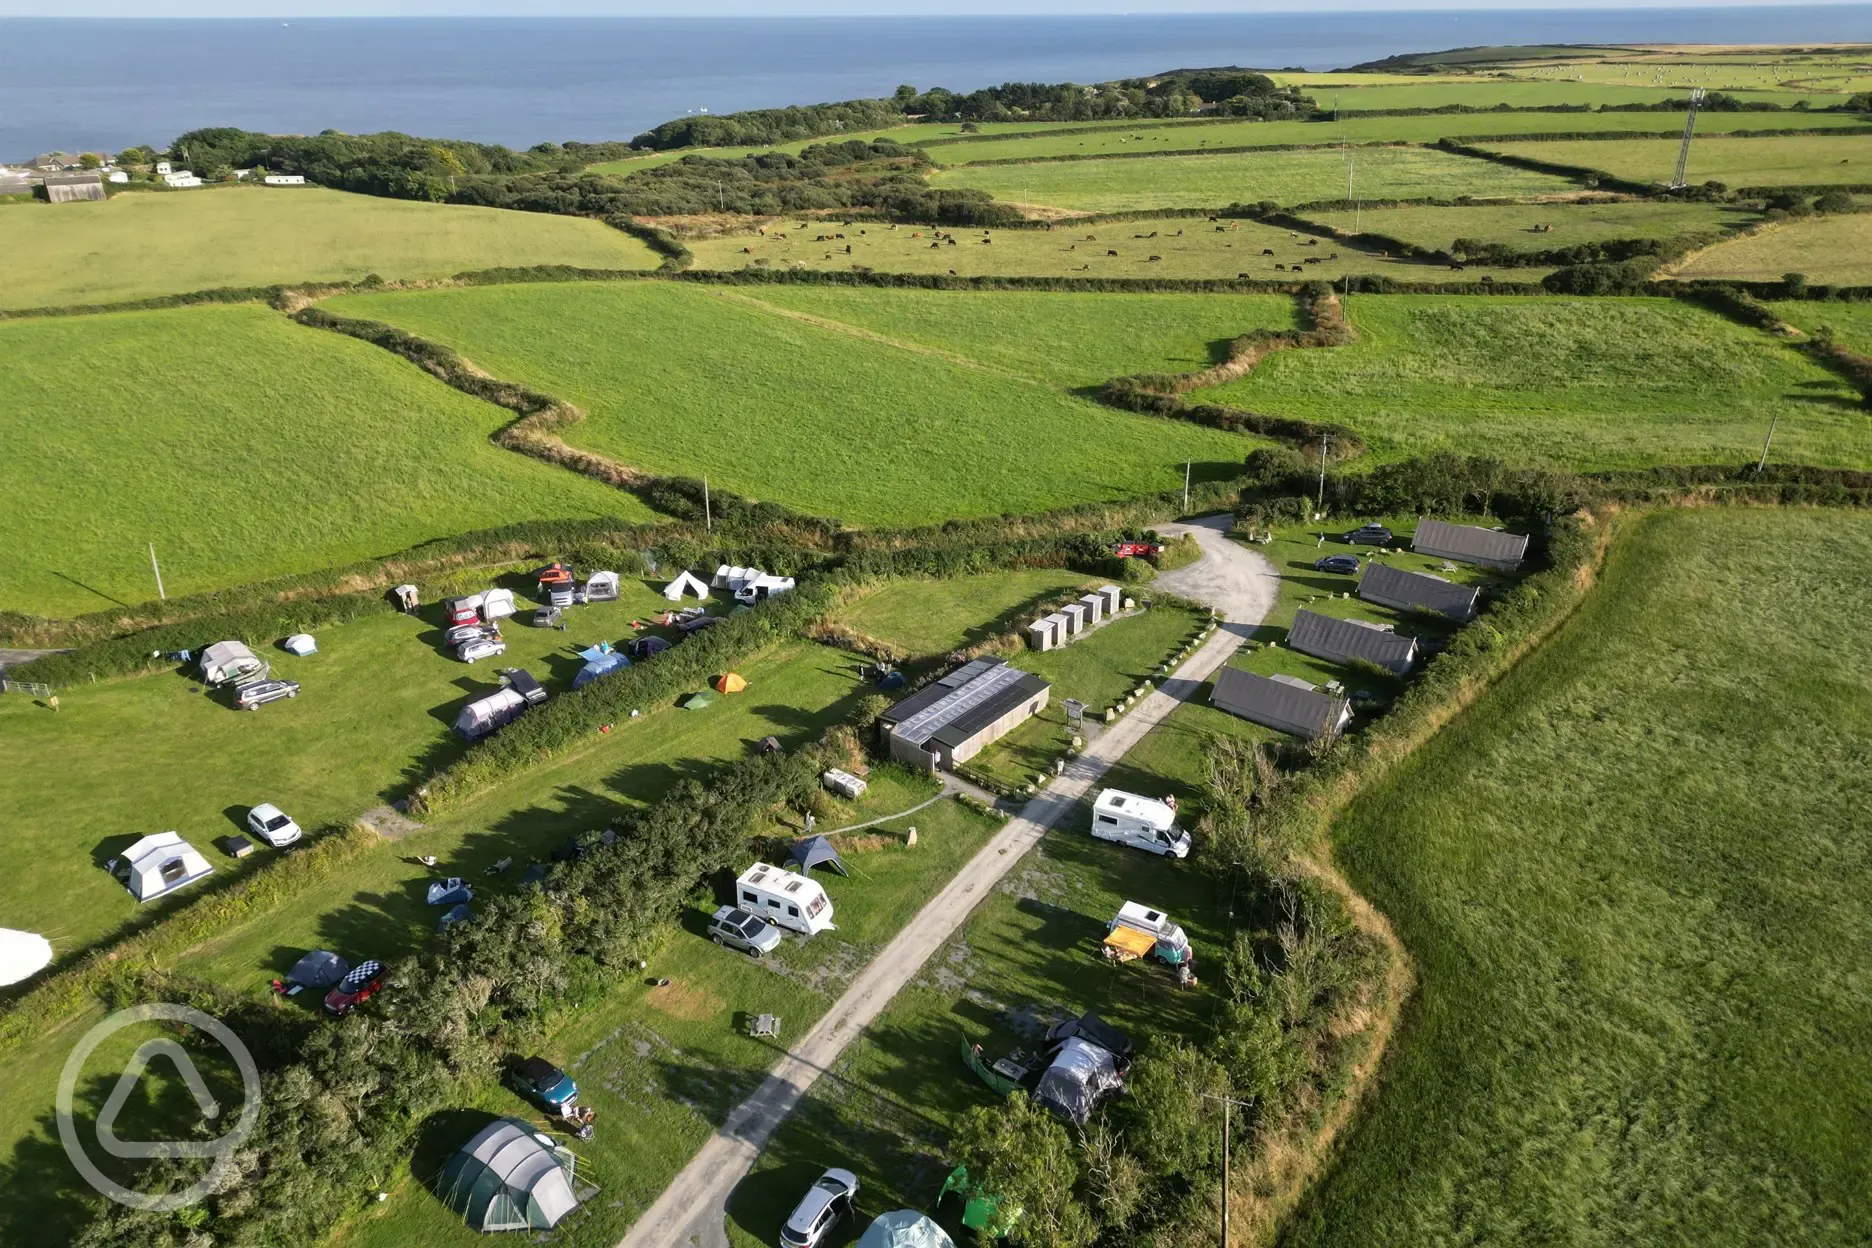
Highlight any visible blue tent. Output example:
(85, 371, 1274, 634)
(876, 670, 908, 691)
(573, 651, 631, 688)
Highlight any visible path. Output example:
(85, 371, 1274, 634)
(619, 515, 1276, 1248)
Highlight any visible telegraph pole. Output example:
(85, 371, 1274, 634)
(1184, 460, 1192, 511)
(1200, 1092, 1254, 1246)
(1755, 414, 1780, 476)
(149, 543, 166, 601)
(703, 476, 712, 531)
(1317, 435, 1330, 512)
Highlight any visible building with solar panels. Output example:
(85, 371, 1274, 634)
(878, 657, 1051, 772)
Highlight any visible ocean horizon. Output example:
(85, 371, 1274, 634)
(3, 8, 1870, 158)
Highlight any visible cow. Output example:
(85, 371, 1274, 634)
(949, 269, 957, 275)
(1449, 263, 1465, 272)
(741, 246, 753, 254)
(1262, 248, 1275, 256)
(1217, 226, 1227, 232)
(1147, 255, 1162, 262)
(1108, 249, 1118, 256)
(981, 237, 992, 244)
(1274, 263, 1286, 271)
(1304, 257, 1321, 265)
(1086, 234, 1097, 241)
(930, 242, 941, 249)
(1306, 238, 1318, 247)
(1238, 272, 1250, 279)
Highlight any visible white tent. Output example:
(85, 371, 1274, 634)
(583, 570, 620, 601)
(662, 570, 710, 601)
(454, 688, 528, 739)
(0, 929, 52, 986)
(118, 833, 214, 903)
(479, 588, 518, 621)
(198, 640, 263, 685)
(283, 633, 317, 656)
(857, 1211, 957, 1248)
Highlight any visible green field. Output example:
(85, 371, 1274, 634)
(930, 146, 1581, 214)
(0, 187, 656, 310)
(1290, 507, 1872, 1248)
(1304, 198, 1752, 252)
(688, 215, 1545, 284)
(1771, 298, 1872, 351)
(1270, 77, 1839, 108)
(585, 120, 1133, 174)
(837, 568, 1099, 655)
(1482, 134, 1872, 188)
(1671, 212, 1872, 284)
(0, 303, 649, 616)
(1197, 294, 1872, 470)
(324, 281, 1260, 525)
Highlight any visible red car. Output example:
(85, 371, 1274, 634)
(323, 960, 386, 1015)
(1112, 541, 1164, 559)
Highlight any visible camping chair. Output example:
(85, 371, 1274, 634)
(749, 1013, 781, 1039)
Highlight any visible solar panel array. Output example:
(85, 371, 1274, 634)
(894, 662, 1029, 746)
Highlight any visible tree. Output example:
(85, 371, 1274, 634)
(950, 1095, 1096, 1248)
(79, 152, 102, 169)
(893, 83, 918, 108)
(1118, 1041, 1232, 1178)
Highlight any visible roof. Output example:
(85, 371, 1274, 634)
(1358, 562, 1479, 620)
(125, 831, 197, 869)
(1034, 1037, 1121, 1125)
(1211, 666, 1349, 740)
(43, 172, 102, 186)
(882, 658, 1049, 749)
(1412, 518, 1528, 567)
(436, 1117, 579, 1232)
(1094, 789, 1176, 832)
(1288, 609, 1418, 672)
(738, 861, 828, 899)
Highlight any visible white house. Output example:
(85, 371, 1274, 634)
(162, 170, 203, 188)
(1090, 788, 1189, 858)
(735, 862, 835, 935)
(117, 833, 214, 903)
(263, 174, 307, 186)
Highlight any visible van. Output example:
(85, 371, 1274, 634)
(734, 863, 835, 936)
(1090, 789, 1190, 858)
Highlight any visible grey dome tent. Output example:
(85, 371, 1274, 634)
(286, 950, 349, 991)
(786, 835, 849, 878)
(857, 1210, 956, 1248)
(437, 1117, 581, 1232)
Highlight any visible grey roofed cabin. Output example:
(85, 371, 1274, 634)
(1359, 562, 1479, 622)
(1287, 609, 1418, 675)
(1411, 518, 1528, 570)
(1210, 666, 1351, 739)
(877, 657, 1050, 772)
(41, 172, 105, 203)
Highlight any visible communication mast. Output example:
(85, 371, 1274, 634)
(1668, 87, 1706, 190)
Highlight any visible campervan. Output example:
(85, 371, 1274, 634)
(1090, 789, 1189, 858)
(1107, 901, 1193, 968)
(735, 862, 835, 936)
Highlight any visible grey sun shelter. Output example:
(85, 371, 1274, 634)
(787, 835, 849, 878)
(1287, 609, 1418, 675)
(1210, 666, 1351, 740)
(1412, 518, 1528, 571)
(1358, 562, 1479, 622)
(436, 1117, 582, 1232)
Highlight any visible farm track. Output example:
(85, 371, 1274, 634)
(708, 289, 1042, 382)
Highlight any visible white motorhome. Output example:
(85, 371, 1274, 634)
(1090, 789, 1189, 858)
(735, 862, 835, 936)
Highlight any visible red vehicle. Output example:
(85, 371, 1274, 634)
(1112, 541, 1165, 559)
(323, 959, 386, 1016)
(442, 596, 482, 627)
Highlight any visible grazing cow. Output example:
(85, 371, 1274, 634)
(1306, 238, 1318, 246)
(758, 226, 766, 236)
(741, 246, 753, 254)
(1304, 257, 1321, 265)
(1289, 231, 1298, 238)
(1134, 233, 1146, 239)
(1148, 255, 1162, 261)
(1148, 231, 1158, 238)
(1068, 244, 1077, 251)
(834, 233, 845, 240)
(860, 229, 867, 235)
(1328, 253, 1338, 260)
(1262, 248, 1275, 256)
(1238, 272, 1250, 279)
(1449, 263, 1465, 272)
(947, 238, 958, 246)
(1481, 275, 1495, 283)
(1086, 234, 1096, 241)
(1108, 249, 1118, 256)
(949, 269, 957, 275)
(1216, 225, 1226, 232)
(1208, 215, 1219, 222)
(1274, 263, 1286, 271)
(911, 232, 923, 238)
(981, 238, 992, 244)
(930, 242, 941, 249)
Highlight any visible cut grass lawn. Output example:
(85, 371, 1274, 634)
(324, 281, 1259, 526)
(0, 303, 650, 617)
(1481, 134, 1872, 189)
(1289, 507, 1872, 1248)
(929, 145, 1581, 214)
(688, 216, 1544, 286)
(1670, 212, 1872, 284)
(0, 187, 656, 310)
(1303, 198, 1754, 252)
(1196, 294, 1872, 471)
(836, 568, 1100, 656)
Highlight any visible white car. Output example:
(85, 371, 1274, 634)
(456, 636, 507, 663)
(780, 1168, 858, 1248)
(246, 803, 302, 848)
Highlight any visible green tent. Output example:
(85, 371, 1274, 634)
(961, 1037, 1024, 1098)
(435, 1117, 580, 1232)
(679, 690, 716, 710)
(939, 1165, 1021, 1234)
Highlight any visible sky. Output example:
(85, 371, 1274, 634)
(2, 0, 1864, 14)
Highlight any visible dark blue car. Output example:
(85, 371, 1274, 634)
(510, 1056, 578, 1110)
(1315, 555, 1361, 575)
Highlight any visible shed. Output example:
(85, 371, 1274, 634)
(0, 929, 53, 987)
(876, 658, 1051, 773)
(117, 832, 214, 902)
(42, 172, 105, 203)
(1078, 592, 1105, 624)
(786, 835, 849, 877)
(282, 633, 317, 656)
(857, 1211, 957, 1248)
(1060, 603, 1087, 636)
(1412, 518, 1528, 570)
(1287, 609, 1418, 675)
(436, 1117, 582, 1232)
(1210, 666, 1350, 740)
(455, 687, 529, 739)
(1097, 585, 1123, 615)
(662, 570, 710, 601)
(199, 640, 264, 686)
(1026, 619, 1056, 652)
(573, 652, 630, 689)
(286, 949, 349, 990)
(713, 672, 747, 694)
(1042, 612, 1071, 645)
(1358, 562, 1479, 622)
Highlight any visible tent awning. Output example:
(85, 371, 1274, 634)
(787, 835, 848, 877)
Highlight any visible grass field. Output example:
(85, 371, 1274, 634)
(836, 568, 1099, 655)
(584, 120, 1135, 173)
(1269, 76, 1839, 108)
(1288, 507, 1872, 1248)
(1303, 198, 1752, 251)
(1482, 134, 1872, 188)
(1770, 298, 1872, 352)
(930, 146, 1582, 214)
(324, 281, 1260, 525)
(0, 187, 656, 310)
(0, 303, 649, 617)
(688, 216, 1546, 285)
(1669, 212, 1872, 284)
(1197, 294, 1872, 470)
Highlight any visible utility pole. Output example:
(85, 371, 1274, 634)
(1317, 435, 1329, 512)
(1184, 460, 1191, 511)
(1755, 413, 1780, 475)
(148, 542, 166, 601)
(703, 476, 712, 531)
(1200, 1093, 1254, 1246)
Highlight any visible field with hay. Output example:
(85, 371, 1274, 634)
(1303, 198, 1751, 252)
(0, 303, 648, 617)
(0, 187, 657, 310)
(1196, 294, 1872, 470)
(324, 281, 1261, 525)
(1669, 212, 1872, 285)
(1481, 134, 1872, 188)
(1290, 507, 1872, 1248)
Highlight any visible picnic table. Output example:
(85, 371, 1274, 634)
(749, 1013, 781, 1039)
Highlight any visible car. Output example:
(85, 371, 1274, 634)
(246, 803, 302, 848)
(531, 606, 563, 629)
(323, 959, 385, 1016)
(234, 678, 300, 710)
(508, 1056, 579, 1110)
(444, 622, 496, 647)
(456, 636, 507, 663)
(709, 905, 783, 957)
(780, 1168, 859, 1248)
(1315, 554, 1361, 575)
(1346, 524, 1393, 546)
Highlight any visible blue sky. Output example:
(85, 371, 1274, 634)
(2, 1, 1859, 14)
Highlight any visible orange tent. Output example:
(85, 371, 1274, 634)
(713, 673, 748, 694)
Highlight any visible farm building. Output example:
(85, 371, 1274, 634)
(1358, 562, 1479, 621)
(1210, 666, 1351, 740)
(878, 657, 1050, 772)
(41, 172, 105, 203)
(1287, 609, 1418, 675)
(1412, 518, 1528, 570)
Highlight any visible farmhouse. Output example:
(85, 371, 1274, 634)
(1358, 562, 1479, 621)
(40, 172, 106, 203)
(1288, 608, 1418, 675)
(1210, 666, 1351, 740)
(877, 657, 1050, 772)
(1412, 518, 1528, 570)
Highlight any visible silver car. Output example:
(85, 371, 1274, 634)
(234, 678, 299, 709)
(709, 906, 782, 958)
(456, 636, 507, 663)
(780, 1168, 858, 1248)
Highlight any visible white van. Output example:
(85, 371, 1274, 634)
(735, 863, 836, 936)
(1090, 789, 1190, 858)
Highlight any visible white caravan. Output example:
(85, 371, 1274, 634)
(1090, 789, 1190, 858)
(735, 862, 835, 936)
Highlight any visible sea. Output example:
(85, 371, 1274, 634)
(3, 7, 1870, 159)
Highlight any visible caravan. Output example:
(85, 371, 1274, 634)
(735, 862, 835, 936)
(1090, 789, 1189, 858)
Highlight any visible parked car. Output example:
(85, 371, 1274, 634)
(1345, 524, 1393, 546)
(323, 959, 385, 1015)
(445, 622, 496, 647)
(234, 678, 300, 710)
(709, 905, 783, 957)
(781, 1168, 859, 1248)
(531, 606, 563, 629)
(246, 803, 302, 848)
(456, 636, 507, 663)
(507, 1056, 579, 1111)
(1315, 554, 1361, 575)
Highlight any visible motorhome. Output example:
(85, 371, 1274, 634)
(1090, 789, 1189, 858)
(735, 862, 835, 936)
